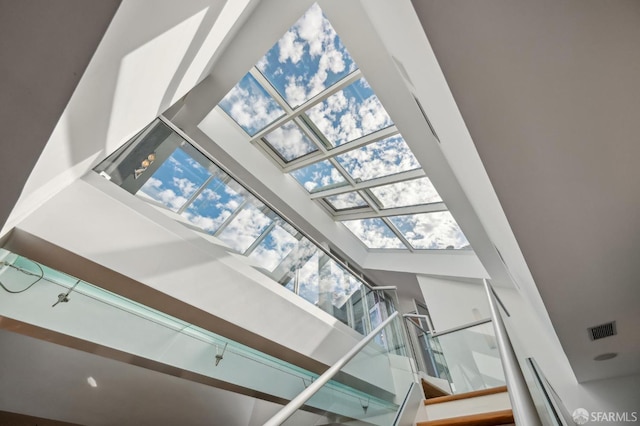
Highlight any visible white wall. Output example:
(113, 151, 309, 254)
(417, 275, 489, 331)
(3, 0, 258, 236)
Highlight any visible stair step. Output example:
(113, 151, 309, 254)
(424, 385, 508, 405)
(421, 378, 450, 399)
(417, 409, 514, 426)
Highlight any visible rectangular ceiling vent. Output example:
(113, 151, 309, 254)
(588, 321, 617, 341)
(413, 95, 440, 144)
(391, 56, 415, 88)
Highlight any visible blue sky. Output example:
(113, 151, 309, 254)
(138, 148, 211, 212)
(256, 3, 357, 108)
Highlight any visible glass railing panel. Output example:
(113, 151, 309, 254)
(0, 249, 408, 421)
(279, 314, 415, 426)
(93, 119, 397, 336)
(428, 321, 505, 394)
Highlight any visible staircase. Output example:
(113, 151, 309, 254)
(415, 385, 514, 426)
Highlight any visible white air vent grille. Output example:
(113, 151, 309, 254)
(413, 96, 440, 143)
(588, 321, 617, 340)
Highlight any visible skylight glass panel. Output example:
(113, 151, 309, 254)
(138, 147, 211, 212)
(370, 177, 442, 209)
(263, 120, 318, 162)
(217, 203, 273, 253)
(388, 212, 469, 250)
(248, 221, 299, 271)
(181, 177, 246, 234)
(324, 192, 368, 210)
(218, 73, 285, 136)
(335, 135, 420, 182)
(290, 160, 347, 192)
(343, 218, 405, 249)
(256, 3, 357, 108)
(305, 77, 393, 147)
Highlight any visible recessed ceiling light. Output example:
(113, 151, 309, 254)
(87, 376, 98, 388)
(593, 353, 617, 361)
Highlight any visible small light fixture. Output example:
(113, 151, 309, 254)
(215, 342, 228, 366)
(594, 352, 617, 361)
(134, 152, 156, 179)
(360, 398, 369, 414)
(87, 376, 98, 388)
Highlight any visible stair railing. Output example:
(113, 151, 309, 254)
(484, 279, 541, 425)
(263, 311, 400, 426)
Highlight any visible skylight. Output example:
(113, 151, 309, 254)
(256, 3, 357, 108)
(215, 3, 470, 251)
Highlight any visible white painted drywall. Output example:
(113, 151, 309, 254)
(3, 0, 258, 236)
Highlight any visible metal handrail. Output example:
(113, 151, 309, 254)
(431, 318, 491, 338)
(402, 314, 491, 338)
(484, 279, 540, 425)
(263, 311, 400, 426)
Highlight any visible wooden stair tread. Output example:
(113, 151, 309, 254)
(417, 409, 514, 426)
(421, 378, 450, 399)
(424, 385, 508, 405)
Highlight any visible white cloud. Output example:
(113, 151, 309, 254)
(390, 212, 469, 249)
(343, 219, 404, 249)
(306, 80, 392, 146)
(217, 206, 272, 252)
(172, 177, 198, 198)
(326, 192, 365, 209)
(284, 76, 307, 109)
(248, 224, 298, 271)
(278, 30, 304, 64)
(265, 121, 316, 160)
(276, 3, 353, 106)
(337, 136, 419, 181)
(221, 77, 284, 135)
(370, 178, 442, 208)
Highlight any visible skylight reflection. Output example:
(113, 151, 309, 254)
(248, 221, 299, 271)
(138, 148, 211, 212)
(181, 177, 246, 234)
(217, 203, 273, 252)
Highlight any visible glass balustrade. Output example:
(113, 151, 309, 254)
(94, 119, 396, 336)
(0, 249, 411, 423)
(279, 314, 416, 426)
(423, 321, 505, 394)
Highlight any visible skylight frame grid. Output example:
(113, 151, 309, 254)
(332, 201, 448, 221)
(308, 168, 426, 199)
(341, 217, 408, 250)
(258, 117, 325, 165)
(322, 191, 372, 213)
(281, 124, 399, 174)
(246, 68, 363, 142)
(209, 2, 472, 252)
(380, 216, 416, 253)
(387, 211, 471, 251)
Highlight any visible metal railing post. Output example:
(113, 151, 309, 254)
(484, 279, 541, 425)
